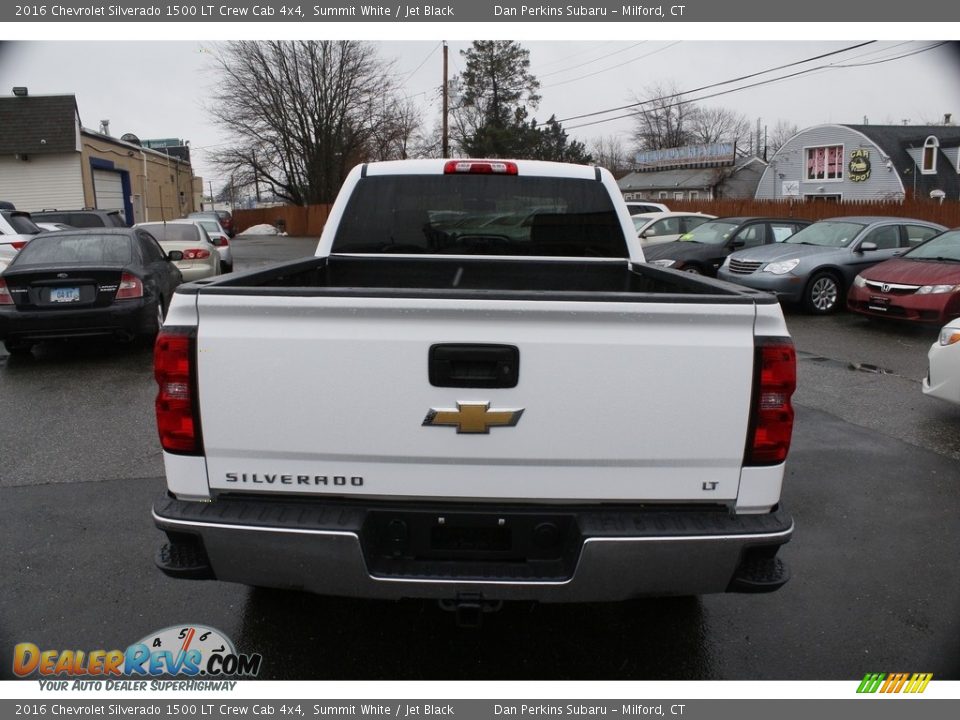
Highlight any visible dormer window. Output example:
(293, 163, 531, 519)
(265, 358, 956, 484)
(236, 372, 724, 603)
(922, 136, 939, 174)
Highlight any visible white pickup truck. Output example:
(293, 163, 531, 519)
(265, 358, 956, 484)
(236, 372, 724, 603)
(152, 159, 796, 617)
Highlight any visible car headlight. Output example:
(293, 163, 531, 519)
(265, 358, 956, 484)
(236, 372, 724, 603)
(917, 284, 960, 295)
(853, 274, 866, 288)
(651, 259, 676, 268)
(940, 328, 960, 346)
(762, 258, 800, 275)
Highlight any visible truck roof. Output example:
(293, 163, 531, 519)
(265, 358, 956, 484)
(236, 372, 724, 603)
(362, 158, 603, 180)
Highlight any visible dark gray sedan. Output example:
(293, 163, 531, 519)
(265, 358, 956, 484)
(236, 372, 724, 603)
(717, 216, 946, 313)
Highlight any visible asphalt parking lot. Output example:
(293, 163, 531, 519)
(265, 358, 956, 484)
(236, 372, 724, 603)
(1, 235, 958, 680)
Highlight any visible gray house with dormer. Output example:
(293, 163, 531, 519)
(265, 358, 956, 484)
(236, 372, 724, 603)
(755, 122, 960, 202)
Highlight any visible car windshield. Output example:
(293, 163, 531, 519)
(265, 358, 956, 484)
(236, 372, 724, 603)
(12, 234, 133, 266)
(3, 212, 41, 235)
(632, 216, 657, 231)
(677, 221, 738, 245)
(784, 221, 866, 247)
(904, 229, 960, 261)
(140, 224, 199, 242)
(331, 174, 627, 257)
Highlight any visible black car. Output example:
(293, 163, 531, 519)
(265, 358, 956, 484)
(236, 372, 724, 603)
(642, 216, 812, 276)
(30, 209, 128, 228)
(0, 228, 183, 355)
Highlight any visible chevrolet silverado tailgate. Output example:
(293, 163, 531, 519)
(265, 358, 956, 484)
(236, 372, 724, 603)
(194, 293, 757, 502)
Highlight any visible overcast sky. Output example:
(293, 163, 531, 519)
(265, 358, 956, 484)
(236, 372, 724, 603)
(1, 39, 958, 191)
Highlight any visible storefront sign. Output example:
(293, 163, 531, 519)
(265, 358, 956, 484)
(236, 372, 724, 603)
(848, 149, 871, 182)
(635, 143, 736, 169)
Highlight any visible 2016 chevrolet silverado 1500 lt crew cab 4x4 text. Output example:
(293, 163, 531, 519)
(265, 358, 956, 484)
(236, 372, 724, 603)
(152, 159, 796, 614)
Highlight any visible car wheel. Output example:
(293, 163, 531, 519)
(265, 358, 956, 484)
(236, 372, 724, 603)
(682, 265, 703, 275)
(221, 262, 233, 274)
(804, 272, 842, 314)
(4, 339, 34, 356)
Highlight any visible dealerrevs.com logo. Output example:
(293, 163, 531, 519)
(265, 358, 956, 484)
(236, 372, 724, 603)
(13, 625, 262, 684)
(857, 673, 933, 694)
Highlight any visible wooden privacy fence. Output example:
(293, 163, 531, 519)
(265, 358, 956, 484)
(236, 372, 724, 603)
(234, 198, 960, 237)
(233, 204, 332, 236)
(667, 198, 960, 227)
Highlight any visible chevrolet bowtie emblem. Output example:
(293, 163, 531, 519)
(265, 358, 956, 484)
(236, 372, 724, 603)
(423, 402, 524, 434)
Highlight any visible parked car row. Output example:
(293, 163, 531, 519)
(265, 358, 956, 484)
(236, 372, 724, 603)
(0, 228, 184, 355)
(684, 213, 957, 408)
(0, 208, 237, 355)
(643, 216, 812, 275)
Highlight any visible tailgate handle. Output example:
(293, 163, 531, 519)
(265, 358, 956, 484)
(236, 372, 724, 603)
(429, 344, 519, 388)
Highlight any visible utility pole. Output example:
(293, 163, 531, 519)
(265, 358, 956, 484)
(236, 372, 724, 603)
(442, 41, 449, 159)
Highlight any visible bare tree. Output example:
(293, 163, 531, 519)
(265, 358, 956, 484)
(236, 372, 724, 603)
(687, 106, 752, 150)
(366, 96, 423, 162)
(590, 135, 632, 177)
(767, 119, 799, 156)
(630, 83, 694, 152)
(208, 41, 400, 205)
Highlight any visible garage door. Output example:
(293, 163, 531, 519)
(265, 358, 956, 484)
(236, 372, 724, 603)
(93, 169, 126, 222)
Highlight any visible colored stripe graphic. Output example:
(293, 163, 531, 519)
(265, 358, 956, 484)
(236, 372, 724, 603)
(857, 673, 885, 693)
(858, 672, 931, 693)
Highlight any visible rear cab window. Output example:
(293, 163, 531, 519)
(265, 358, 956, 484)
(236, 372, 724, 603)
(331, 175, 628, 258)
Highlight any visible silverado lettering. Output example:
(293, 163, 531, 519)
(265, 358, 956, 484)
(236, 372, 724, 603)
(153, 158, 796, 607)
(225, 473, 364, 486)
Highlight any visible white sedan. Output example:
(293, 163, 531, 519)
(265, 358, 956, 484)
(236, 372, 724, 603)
(134, 221, 220, 282)
(633, 211, 716, 246)
(923, 321, 960, 405)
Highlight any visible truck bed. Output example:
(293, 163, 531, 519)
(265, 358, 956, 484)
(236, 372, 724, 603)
(178, 254, 779, 304)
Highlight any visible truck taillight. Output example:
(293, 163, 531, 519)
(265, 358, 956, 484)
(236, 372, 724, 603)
(155, 327, 203, 455)
(443, 160, 518, 175)
(116, 272, 143, 299)
(0, 279, 12, 305)
(745, 338, 796, 466)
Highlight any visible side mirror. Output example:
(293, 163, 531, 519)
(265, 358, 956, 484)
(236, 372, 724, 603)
(167, 250, 184, 261)
(859, 242, 878, 252)
(731, 239, 745, 249)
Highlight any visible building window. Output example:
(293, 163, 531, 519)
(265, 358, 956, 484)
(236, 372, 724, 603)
(922, 136, 938, 174)
(674, 191, 684, 201)
(658, 191, 668, 199)
(689, 191, 700, 200)
(806, 145, 844, 181)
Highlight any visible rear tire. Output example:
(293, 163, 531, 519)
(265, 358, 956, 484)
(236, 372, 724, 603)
(139, 299, 165, 344)
(682, 265, 703, 275)
(804, 271, 842, 314)
(3, 340, 34, 356)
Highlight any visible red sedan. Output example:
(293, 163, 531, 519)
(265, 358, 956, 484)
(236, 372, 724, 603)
(848, 228, 960, 324)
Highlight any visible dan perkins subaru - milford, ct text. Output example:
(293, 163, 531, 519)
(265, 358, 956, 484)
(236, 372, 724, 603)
(493, 705, 686, 715)
(495, 5, 686, 16)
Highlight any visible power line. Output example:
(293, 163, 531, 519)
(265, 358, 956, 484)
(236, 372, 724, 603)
(538, 42, 647, 80)
(543, 42, 681, 89)
(556, 41, 877, 124)
(563, 42, 948, 131)
(398, 42, 443, 85)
